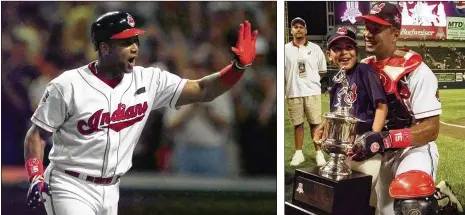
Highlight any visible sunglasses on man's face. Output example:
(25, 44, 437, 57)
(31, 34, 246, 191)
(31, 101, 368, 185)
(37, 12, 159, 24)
(365, 22, 390, 35)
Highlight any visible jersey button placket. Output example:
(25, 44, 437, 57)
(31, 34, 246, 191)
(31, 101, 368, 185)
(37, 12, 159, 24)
(106, 92, 119, 177)
(108, 131, 119, 176)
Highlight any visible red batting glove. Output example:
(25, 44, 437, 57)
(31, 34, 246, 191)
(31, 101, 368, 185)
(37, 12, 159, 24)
(220, 21, 259, 86)
(231, 20, 258, 70)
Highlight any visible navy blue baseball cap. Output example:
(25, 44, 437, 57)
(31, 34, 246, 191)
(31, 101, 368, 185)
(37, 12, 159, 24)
(291, 17, 306, 28)
(357, 2, 402, 30)
(91, 11, 145, 50)
(326, 26, 357, 48)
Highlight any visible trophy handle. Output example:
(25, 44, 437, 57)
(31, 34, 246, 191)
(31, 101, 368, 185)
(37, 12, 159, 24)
(313, 119, 327, 145)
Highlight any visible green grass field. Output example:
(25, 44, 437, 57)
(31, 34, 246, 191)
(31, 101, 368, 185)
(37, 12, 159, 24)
(285, 89, 465, 205)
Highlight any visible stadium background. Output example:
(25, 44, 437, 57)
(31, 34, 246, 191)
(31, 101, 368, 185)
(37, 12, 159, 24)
(285, 0, 465, 208)
(1, 2, 277, 215)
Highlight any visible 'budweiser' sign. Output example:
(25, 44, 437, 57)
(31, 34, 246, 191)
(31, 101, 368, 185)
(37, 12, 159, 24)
(399, 26, 447, 40)
(401, 28, 434, 36)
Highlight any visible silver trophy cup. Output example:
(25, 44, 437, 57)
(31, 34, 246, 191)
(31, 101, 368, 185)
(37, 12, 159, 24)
(318, 67, 364, 180)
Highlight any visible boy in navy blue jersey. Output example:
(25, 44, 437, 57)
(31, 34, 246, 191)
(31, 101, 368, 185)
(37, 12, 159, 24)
(314, 25, 388, 212)
(327, 26, 388, 136)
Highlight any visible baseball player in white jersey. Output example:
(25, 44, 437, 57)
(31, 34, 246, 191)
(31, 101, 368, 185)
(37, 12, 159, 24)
(351, 2, 462, 215)
(24, 11, 258, 215)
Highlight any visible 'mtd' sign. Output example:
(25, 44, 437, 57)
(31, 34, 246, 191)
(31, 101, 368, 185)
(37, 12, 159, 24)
(448, 21, 464, 29)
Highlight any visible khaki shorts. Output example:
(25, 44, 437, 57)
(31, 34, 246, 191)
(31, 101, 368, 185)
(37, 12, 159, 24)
(286, 95, 322, 126)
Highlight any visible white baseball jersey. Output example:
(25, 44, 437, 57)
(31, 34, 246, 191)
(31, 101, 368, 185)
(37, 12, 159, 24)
(403, 62, 442, 119)
(376, 62, 441, 215)
(32, 61, 187, 178)
(284, 41, 327, 98)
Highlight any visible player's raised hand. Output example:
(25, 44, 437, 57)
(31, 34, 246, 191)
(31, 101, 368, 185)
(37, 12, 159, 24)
(231, 20, 259, 70)
(26, 175, 51, 209)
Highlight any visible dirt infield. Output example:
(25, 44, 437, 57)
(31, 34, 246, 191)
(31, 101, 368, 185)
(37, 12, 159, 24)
(440, 117, 465, 139)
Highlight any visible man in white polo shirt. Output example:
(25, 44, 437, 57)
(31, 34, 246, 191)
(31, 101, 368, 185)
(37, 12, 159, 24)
(285, 17, 327, 167)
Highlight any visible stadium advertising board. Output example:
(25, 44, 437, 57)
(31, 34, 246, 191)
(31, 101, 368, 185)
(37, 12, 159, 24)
(335, 2, 465, 26)
(400, 26, 447, 40)
(433, 71, 465, 89)
(446, 17, 465, 40)
(456, 73, 464, 82)
(397, 1, 448, 27)
(353, 25, 447, 40)
(436, 73, 459, 82)
(335, 1, 371, 25)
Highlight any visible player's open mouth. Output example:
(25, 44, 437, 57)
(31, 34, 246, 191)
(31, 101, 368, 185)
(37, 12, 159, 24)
(128, 57, 136, 67)
(339, 58, 350, 62)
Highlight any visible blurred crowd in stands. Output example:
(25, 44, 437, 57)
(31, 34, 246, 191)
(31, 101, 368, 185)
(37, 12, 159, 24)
(1, 2, 277, 178)
(418, 45, 465, 69)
